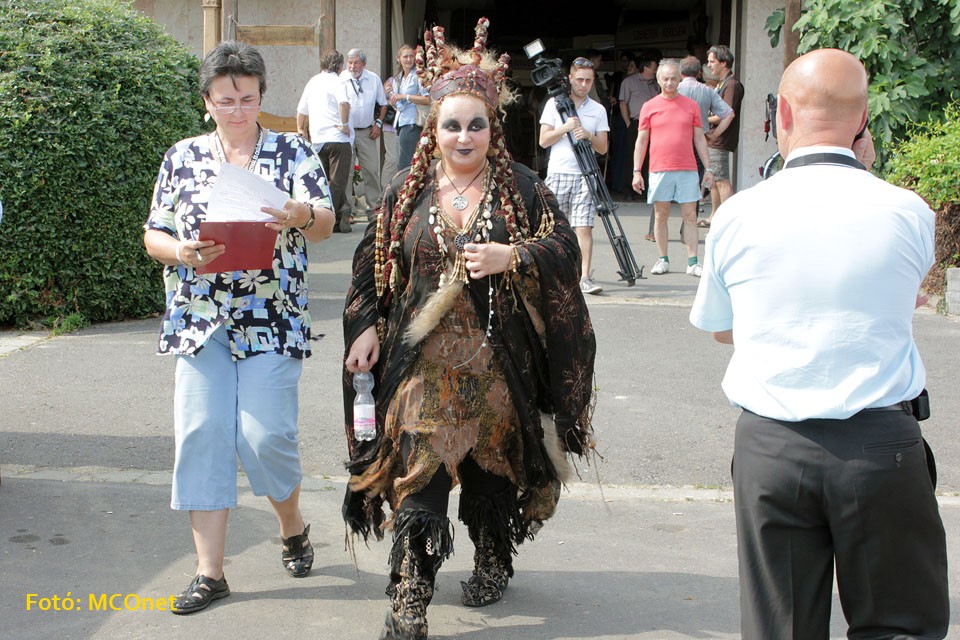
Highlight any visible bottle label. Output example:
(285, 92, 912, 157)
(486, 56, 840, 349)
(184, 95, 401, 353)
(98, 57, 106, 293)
(354, 404, 376, 439)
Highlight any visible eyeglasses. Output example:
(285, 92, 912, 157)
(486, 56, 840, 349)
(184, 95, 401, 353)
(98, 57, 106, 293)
(212, 104, 261, 115)
(573, 57, 594, 68)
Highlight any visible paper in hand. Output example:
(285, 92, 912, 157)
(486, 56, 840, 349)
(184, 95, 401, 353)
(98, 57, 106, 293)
(207, 163, 289, 222)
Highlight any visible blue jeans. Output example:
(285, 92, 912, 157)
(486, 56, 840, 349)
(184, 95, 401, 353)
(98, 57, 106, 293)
(396, 124, 422, 171)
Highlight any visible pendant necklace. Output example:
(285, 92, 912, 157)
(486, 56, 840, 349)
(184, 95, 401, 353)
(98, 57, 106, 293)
(440, 161, 487, 211)
(214, 125, 264, 171)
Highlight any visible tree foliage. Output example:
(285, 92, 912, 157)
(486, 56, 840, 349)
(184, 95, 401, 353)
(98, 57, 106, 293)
(767, 0, 960, 170)
(0, 0, 203, 327)
(887, 102, 960, 295)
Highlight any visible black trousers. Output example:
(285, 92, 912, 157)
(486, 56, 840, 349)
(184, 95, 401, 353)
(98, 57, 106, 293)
(398, 435, 511, 515)
(733, 409, 949, 639)
(315, 141, 352, 223)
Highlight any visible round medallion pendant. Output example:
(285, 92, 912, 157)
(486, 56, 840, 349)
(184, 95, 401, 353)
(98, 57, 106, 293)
(454, 233, 470, 252)
(451, 194, 469, 211)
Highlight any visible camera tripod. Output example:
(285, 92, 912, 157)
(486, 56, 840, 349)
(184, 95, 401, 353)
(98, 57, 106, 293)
(546, 84, 643, 284)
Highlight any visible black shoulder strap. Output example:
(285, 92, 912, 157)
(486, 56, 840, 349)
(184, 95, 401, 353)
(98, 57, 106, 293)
(783, 153, 865, 171)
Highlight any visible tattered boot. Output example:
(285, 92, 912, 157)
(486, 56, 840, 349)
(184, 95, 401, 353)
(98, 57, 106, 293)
(460, 526, 511, 607)
(380, 509, 453, 640)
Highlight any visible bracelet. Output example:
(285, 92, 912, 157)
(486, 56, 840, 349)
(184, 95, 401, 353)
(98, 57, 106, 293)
(175, 243, 184, 264)
(633, 168, 643, 173)
(299, 204, 316, 230)
(374, 119, 383, 127)
(508, 246, 521, 274)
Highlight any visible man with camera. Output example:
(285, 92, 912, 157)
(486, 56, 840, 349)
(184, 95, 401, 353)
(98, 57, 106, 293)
(539, 56, 610, 295)
(690, 49, 948, 639)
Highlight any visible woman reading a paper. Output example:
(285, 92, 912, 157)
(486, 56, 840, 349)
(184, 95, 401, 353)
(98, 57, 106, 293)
(143, 41, 334, 615)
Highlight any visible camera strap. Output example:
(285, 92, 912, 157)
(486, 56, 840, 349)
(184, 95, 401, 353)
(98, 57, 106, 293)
(783, 152, 865, 171)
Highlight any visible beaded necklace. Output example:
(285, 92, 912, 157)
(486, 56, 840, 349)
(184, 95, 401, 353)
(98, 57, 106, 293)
(428, 163, 494, 288)
(428, 163, 495, 367)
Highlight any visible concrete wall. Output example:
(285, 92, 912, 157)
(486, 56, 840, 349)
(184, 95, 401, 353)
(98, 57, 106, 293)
(735, 0, 783, 191)
(134, 0, 386, 118)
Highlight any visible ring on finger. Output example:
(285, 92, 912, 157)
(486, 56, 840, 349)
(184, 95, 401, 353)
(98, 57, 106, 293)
(197, 250, 203, 262)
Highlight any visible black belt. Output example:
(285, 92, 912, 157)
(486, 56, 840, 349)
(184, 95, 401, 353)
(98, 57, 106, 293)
(861, 401, 912, 413)
(355, 125, 372, 130)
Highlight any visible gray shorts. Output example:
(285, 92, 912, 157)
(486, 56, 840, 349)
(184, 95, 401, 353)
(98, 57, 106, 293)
(709, 148, 731, 181)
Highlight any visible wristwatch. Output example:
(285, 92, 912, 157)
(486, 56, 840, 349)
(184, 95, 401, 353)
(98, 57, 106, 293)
(299, 204, 316, 230)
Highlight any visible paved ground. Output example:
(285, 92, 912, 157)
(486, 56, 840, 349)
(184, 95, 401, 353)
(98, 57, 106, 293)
(2, 201, 958, 639)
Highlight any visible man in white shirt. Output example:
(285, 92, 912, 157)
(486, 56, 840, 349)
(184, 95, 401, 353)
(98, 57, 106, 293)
(539, 57, 609, 294)
(690, 49, 948, 639)
(297, 50, 352, 232)
(341, 48, 388, 222)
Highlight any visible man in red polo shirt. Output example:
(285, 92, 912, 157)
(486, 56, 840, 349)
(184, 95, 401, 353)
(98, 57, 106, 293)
(632, 59, 713, 276)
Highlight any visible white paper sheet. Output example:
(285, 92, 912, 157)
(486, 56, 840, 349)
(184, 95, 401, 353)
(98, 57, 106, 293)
(207, 163, 289, 222)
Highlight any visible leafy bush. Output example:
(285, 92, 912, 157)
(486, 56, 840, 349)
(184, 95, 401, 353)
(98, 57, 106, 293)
(0, 0, 203, 327)
(766, 0, 960, 172)
(887, 102, 960, 295)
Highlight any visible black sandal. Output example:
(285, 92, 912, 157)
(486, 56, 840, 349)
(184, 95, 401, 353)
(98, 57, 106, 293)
(281, 523, 314, 578)
(171, 574, 230, 615)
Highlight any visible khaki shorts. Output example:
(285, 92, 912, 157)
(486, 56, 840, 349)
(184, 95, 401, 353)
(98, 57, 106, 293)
(709, 148, 731, 181)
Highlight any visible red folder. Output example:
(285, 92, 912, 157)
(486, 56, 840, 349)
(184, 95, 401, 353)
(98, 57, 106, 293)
(196, 221, 278, 274)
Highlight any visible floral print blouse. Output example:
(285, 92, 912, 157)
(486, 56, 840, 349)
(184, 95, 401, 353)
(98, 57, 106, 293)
(145, 129, 331, 360)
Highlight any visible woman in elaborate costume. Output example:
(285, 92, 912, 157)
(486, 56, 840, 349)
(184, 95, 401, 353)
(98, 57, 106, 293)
(341, 21, 596, 639)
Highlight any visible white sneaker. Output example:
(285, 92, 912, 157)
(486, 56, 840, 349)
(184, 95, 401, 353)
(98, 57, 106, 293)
(686, 262, 703, 277)
(580, 277, 603, 295)
(651, 258, 670, 275)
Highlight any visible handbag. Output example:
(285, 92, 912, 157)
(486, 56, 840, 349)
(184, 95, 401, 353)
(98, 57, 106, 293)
(383, 103, 397, 127)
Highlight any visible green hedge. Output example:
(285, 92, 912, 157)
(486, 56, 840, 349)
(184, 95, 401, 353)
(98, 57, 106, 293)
(0, 0, 204, 327)
(887, 102, 960, 296)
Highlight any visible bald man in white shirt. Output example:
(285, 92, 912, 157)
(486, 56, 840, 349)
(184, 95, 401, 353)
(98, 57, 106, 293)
(690, 49, 948, 640)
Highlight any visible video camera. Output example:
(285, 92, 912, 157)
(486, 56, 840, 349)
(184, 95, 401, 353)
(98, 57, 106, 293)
(523, 39, 642, 285)
(524, 39, 569, 95)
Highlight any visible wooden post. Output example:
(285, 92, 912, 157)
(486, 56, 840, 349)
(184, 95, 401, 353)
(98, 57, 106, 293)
(784, 0, 802, 67)
(319, 0, 335, 52)
(221, 0, 238, 42)
(201, 0, 222, 55)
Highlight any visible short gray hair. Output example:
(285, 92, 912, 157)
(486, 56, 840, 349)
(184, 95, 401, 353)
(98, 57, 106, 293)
(679, 56, 701, 78)
(656, 58, 680, 78)
(199, 40, 267, 97)
(346, 48, 366, 63)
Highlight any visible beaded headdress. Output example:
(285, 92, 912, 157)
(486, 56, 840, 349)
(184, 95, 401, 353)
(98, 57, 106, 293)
(416, 18, 513, 112)
(374, 17, 531, 304)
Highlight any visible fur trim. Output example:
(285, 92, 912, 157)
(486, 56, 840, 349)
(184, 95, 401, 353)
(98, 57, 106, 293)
(541, 412, 574, 483)
(403, 277, 464, 346)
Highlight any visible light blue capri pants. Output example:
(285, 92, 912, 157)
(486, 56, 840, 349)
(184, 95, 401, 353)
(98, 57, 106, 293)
(171, 325, 303, 511)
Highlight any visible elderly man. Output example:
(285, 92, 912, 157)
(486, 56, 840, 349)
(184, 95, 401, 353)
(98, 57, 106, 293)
(631, 59, 713, 277)
(341, 48, 388, 222)
(678, 55, 733, 184)
(297, 50, 352, 232)
(690, 49, 948, 639)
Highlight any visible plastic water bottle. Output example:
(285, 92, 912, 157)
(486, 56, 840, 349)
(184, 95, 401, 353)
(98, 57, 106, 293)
(352, 372, 376, 441)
